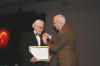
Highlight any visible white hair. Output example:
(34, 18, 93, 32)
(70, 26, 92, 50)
(32, 19, 44, 28)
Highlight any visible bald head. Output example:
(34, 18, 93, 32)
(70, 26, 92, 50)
(53, 14, 65, 30)
(53, 14, 65, 24)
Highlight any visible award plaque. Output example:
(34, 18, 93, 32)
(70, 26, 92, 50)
(29, 46, 49, 61)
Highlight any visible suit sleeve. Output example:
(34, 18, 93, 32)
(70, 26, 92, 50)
(20, 34, 33, 62)
(47, 30, 76, 53)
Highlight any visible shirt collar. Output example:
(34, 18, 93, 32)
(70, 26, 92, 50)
(34, 30, 41, 37)
(59, 24, 65, 31)
(34, 30, 37, 36)
(59, 26, 62, 31)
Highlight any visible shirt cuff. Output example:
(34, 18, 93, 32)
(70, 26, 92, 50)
(49, 35, 51, 39)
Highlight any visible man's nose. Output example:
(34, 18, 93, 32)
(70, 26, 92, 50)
(40, 29, 43, 32)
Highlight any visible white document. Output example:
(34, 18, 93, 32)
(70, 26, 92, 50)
(29, 46, 49, 61)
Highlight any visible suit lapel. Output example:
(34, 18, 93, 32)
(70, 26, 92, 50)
(31, 31, 38, 46)
(32, 31, 45, 46)
(59, 24, 67, 34)
(40, 37, 45, 46)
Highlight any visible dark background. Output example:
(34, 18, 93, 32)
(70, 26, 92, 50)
(0, 0, 100, 66)
(0, 11, 46, 65)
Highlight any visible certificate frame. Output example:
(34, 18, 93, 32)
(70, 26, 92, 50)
(29, 46, 49, 61)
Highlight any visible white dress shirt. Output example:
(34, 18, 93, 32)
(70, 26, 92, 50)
(34, 30, 41, 46)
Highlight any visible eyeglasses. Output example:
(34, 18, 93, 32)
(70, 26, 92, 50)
(36, 25, 44, 29)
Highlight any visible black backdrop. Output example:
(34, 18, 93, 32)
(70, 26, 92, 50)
(0, 11, 46, 66)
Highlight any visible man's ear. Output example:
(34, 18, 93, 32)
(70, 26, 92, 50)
(33, 25, 35, 29)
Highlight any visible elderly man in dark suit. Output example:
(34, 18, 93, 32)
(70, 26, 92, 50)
(20, 19, 50, 66)
(43, 14, 78, 66)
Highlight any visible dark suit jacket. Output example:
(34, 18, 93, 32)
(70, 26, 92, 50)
(47, 25, 78, 66)
(20, 31, 45, 66)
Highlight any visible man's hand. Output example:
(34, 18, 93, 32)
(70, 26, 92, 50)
(42, 33, 48, 44)
(44, 56, 51, 62)
(43, 32, 51, 39)
(30, 57, 37, 63)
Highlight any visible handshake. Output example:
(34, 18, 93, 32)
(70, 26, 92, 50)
(42, 32, 51, 44)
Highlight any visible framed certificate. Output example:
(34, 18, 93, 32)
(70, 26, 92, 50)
(29, 46, 49, 61)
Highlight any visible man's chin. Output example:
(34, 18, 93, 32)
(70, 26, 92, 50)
(39, 32, 42, 35)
